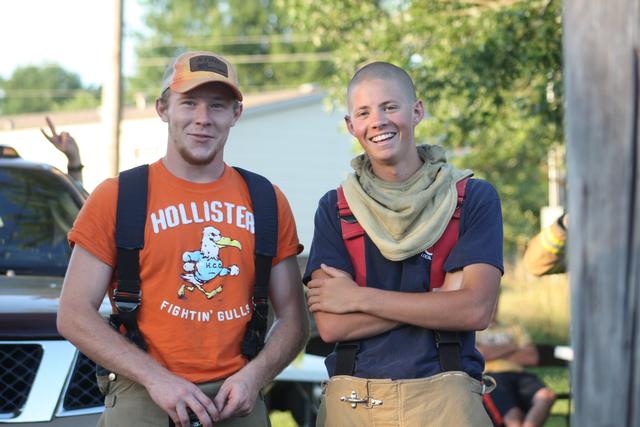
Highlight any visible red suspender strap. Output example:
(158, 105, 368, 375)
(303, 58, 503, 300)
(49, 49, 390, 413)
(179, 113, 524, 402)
(334, 179, 469, 376)
(336, 186, 367, 287)
(483, 394, 504, 426)
(336, 179, 467, 288)
(428, 178, 468, 289)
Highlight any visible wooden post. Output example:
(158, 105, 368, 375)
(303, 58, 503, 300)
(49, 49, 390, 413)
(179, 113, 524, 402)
(101, 0, 123, 177)
(564, 0, 639, 425)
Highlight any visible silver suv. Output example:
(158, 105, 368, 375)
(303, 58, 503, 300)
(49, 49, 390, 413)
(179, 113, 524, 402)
(0, 146, 102, 425)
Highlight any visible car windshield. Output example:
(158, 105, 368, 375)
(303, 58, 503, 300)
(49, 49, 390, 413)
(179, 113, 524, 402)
(0, 167, 81, 276)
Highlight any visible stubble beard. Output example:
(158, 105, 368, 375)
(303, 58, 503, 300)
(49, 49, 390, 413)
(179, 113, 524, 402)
(176, 143, 219, 166)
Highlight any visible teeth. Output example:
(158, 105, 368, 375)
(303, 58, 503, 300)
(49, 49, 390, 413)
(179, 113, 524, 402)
(371, 133, 395, 143)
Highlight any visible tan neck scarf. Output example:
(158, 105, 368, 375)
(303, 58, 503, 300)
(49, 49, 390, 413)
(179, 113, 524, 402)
(342, 144, 472, 261)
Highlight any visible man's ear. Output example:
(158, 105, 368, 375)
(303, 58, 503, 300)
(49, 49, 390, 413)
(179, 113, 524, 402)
(344, 115, 355, 136)
(230, 102, 243, 127)
(413, 100, 425, 125)
(156, 98, 169, 123)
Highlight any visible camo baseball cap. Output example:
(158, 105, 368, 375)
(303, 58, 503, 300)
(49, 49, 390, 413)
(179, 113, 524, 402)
(160, 51, 242, 101)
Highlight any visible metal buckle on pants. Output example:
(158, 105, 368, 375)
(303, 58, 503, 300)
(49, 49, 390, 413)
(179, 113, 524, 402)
(340, 390, 383, 408)
(481, 375, 496, 394)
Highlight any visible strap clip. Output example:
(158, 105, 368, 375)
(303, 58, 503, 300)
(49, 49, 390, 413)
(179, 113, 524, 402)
(113, 289, 142, 313)
(434, 331, 460, 347)
(251, 297, 269, 318)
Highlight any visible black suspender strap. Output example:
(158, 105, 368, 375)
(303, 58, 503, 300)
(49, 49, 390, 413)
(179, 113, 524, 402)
(233, 167, 278, 360)
(434, 331, 462, 372)
(334, 342, 360, 376)
(110, 164, 276, 358)
(111, 164, 149, 351)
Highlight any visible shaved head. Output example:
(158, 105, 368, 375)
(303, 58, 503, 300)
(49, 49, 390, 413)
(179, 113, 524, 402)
(347, 61, 417, 109)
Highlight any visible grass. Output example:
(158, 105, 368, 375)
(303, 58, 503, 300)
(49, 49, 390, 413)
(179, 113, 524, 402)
(529, 366, 572, 426)
(499, 261, 570, 344)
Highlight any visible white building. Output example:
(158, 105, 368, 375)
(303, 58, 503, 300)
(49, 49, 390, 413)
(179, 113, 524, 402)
(0, 88, 356, 253)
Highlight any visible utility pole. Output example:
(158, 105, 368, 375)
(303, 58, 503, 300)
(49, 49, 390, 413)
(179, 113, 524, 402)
(101, 0, 123, 177)
(564, 0, 640, 425)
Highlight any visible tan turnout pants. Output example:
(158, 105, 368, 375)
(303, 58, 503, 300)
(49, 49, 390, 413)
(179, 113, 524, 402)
(96, 374, 270, 427)
(317, 372, 493, 427)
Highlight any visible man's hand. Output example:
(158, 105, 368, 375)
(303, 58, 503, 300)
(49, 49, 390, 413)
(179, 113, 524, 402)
(40, 116, 81, 163)
(306, 263, 360, 314)
(213, 369, 260, 420)
(145, 372, 219, 427)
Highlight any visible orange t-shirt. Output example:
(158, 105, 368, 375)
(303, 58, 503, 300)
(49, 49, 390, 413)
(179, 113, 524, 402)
(69, 161, 302, 383)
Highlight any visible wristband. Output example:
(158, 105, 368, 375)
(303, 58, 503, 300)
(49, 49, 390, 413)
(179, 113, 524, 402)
(67, 163, 84, 172)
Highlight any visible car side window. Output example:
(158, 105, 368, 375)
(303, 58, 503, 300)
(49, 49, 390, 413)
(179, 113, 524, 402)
(0, 168, 81, 276)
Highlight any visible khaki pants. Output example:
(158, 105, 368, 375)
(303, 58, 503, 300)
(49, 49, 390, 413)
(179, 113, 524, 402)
(96, 374, 270, 427)
(317, 372, 493, 427)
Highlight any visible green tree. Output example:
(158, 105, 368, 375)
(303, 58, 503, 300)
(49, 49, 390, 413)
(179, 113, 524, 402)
(284, 0, 562, 254)
(0, 64, 100, 115)
(129, 0, 334, 103)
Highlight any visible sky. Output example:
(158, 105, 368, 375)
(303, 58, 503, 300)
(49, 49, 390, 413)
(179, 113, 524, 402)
(0, 0, 145, 86)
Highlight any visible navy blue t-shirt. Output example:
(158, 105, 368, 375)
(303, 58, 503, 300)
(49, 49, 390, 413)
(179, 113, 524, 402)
(303, 178, 503, 380)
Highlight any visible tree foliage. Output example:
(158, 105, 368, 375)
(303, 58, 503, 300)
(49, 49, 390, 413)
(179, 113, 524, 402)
(284, 0, 562, 254)
(129, 0, 334, 102)
(0, 64, 100, 115)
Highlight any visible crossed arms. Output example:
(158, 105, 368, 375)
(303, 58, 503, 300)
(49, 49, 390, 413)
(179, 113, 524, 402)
(306, 262, 501, 343)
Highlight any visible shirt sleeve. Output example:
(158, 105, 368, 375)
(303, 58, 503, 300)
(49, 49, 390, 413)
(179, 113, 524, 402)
(522, 220, 567, 275)
(444, 179, 504, 273)
(303, 190, 354, 284)
(273, 185, 303, 265)
(68, 178, 119, 268)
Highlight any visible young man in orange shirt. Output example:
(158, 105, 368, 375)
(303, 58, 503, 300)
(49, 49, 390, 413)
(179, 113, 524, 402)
(58, 51, 308, 427)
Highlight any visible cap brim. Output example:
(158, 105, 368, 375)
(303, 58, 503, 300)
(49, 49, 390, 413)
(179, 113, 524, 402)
(171, 77, 243, 101)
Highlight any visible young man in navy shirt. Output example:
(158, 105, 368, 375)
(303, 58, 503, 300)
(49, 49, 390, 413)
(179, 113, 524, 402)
(305, 62, 503, 426)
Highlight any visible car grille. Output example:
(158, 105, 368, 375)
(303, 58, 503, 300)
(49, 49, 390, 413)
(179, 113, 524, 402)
(63, 352, 103, 410)
(0, 344, 43, 414)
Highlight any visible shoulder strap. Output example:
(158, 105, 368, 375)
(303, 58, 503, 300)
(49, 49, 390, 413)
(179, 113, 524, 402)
(233, 167, 278, 360)
(428, 178, 468, 289)
(112, 164, 149, 351)
(333, 178, 469, 376)
(430, 178, 468, 372)
(336, 186, 366, 286)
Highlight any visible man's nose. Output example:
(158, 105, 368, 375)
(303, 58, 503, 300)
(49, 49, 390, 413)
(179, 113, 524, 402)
(370, 109, 388, 129)
(194, 103, 212, 125)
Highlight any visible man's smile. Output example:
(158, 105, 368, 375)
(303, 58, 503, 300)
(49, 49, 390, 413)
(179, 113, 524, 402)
(369, 132, 397, 144)
(187, 132, 214, 140)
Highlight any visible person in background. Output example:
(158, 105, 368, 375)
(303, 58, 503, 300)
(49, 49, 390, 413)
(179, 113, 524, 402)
(523, 213, 567, 276)
(477, 300, 556, 427)
(41, 116, 84, 184)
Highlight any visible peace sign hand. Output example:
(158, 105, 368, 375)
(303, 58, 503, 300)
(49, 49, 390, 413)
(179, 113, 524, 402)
(40, 116, 80, 163)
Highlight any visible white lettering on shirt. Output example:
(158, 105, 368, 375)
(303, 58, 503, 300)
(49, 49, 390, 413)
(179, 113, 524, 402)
(149, 201, 255, 234)
(160, 300, 249, 323)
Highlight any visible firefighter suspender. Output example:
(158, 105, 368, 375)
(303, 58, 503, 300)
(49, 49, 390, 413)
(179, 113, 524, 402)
(111, 165, 277, 360)
(111, 165, 148, 351)
(333, 178, 468, 375)
(234, 167, 279, 360)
